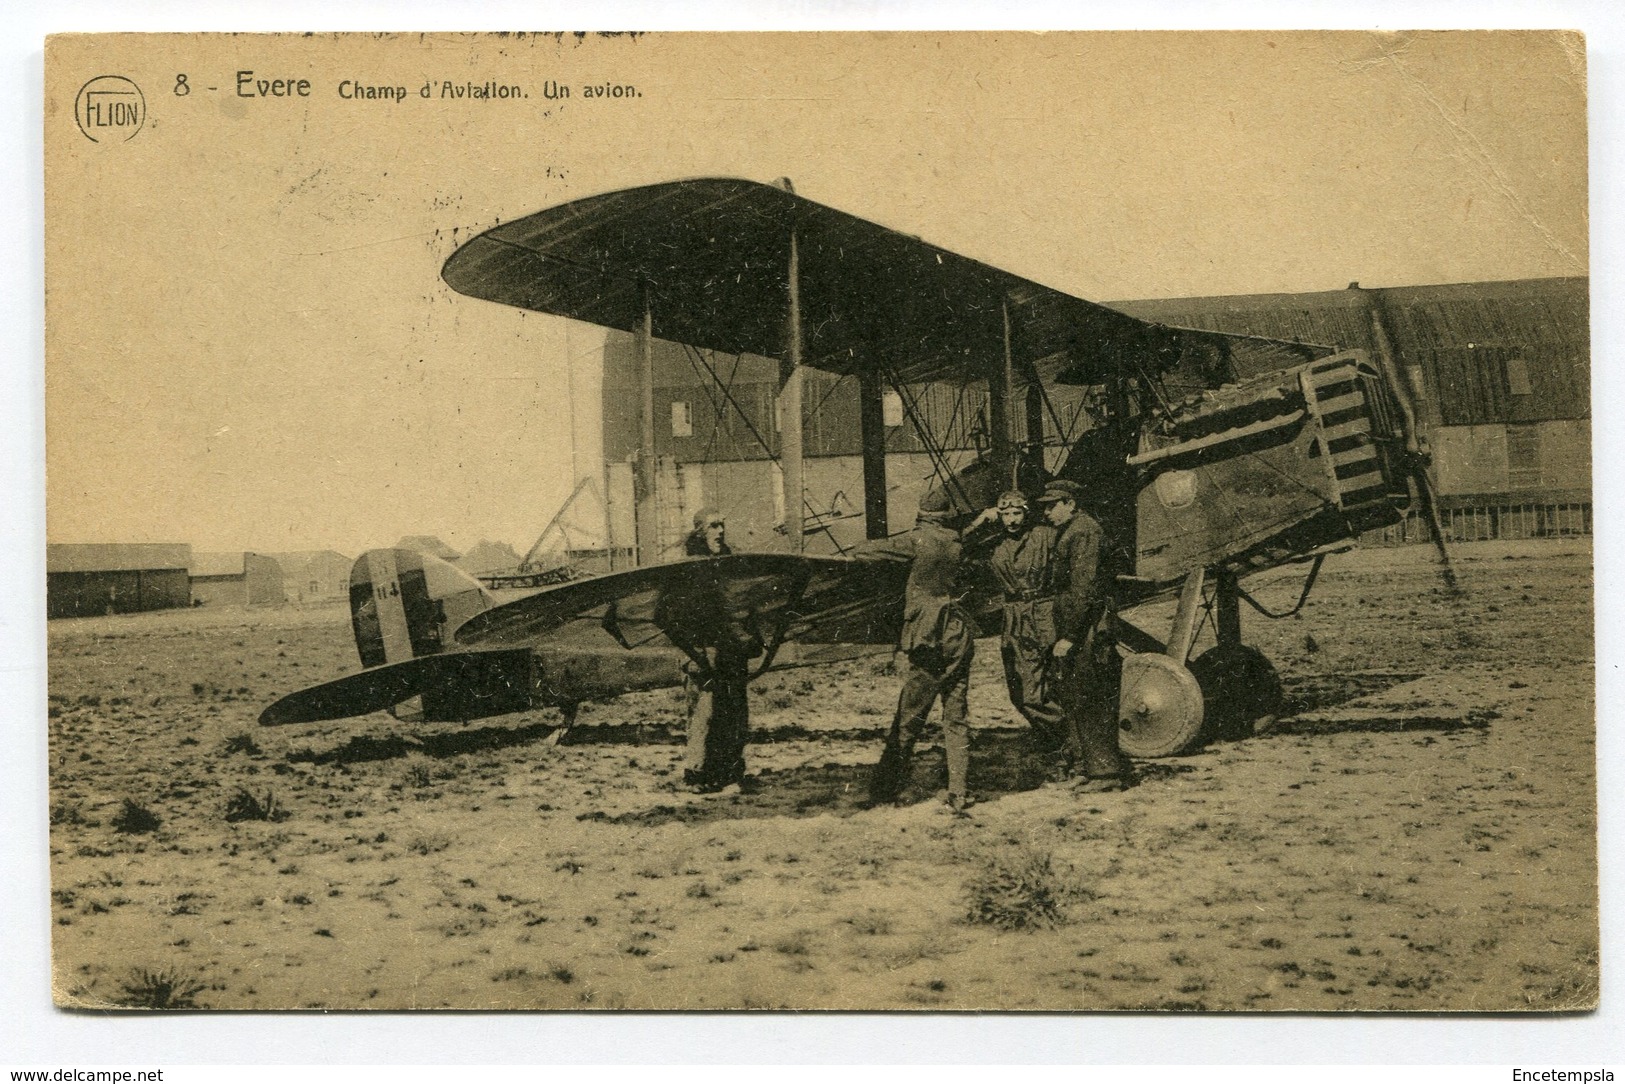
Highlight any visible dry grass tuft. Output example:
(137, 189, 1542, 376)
(224, 787, 286, 823)
(964, 848, 1089, 931)
(111, 798, 161, 834)
(117, 967, 206, 1009)
(222, 733, 263, 756)
(50, 801, 89, 827)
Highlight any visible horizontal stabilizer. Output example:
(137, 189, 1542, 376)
(260, 649, 534, 726)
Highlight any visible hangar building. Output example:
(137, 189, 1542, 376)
(47, 543, 193, 619)
(599, 277, 1589, 558)
(266, 550, 352, 603)
(190, 552, 286, 608)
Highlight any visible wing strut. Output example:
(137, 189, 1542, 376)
(781, 210, 806, 553)
(859, 369, 889, 538)
(635, 281, 660, 568)
(986, 298, 1016, 485)
(677, 340, 855, 551)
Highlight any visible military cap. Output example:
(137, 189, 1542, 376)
(917, 486, 951, 515)
(1036, 479, 1085, 505)
(996, 490, 1029, 511)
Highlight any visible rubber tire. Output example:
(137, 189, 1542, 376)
(1188, 644, 1283, 743)
(1117, 652, 1207, 758)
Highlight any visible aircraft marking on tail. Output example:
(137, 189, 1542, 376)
(364, 549, 418, 664)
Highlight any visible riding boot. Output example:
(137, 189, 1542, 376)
(869, 738, 913, 804)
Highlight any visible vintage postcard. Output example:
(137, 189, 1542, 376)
(44, 31, 1593, 1011)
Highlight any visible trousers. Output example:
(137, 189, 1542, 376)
(1056, 631, 1130, 780)
(999, 598, 1071, 756)
(870, 609, 974, 803)
(684, 647, 750, 785)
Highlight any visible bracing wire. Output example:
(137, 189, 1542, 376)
(679, 344, 730, 464)
(882, 363, 976, 514)
(675, 343, 862, 550)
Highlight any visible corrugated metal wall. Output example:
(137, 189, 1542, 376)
(1112, 279, 1589, 425)
(1110, 292, 1376, 364)
(47, 569, 191, 618)
(1432, 420, 1591, 499)
(1414, 345, 1589, 425)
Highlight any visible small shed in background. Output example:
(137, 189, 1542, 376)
(190, 552, 286, 607)
(266, 550, 353, 603)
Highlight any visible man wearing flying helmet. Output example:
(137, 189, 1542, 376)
(987, 489, 1072, 764)
(656, 508, 759, 794)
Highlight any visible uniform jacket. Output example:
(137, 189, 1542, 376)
(991, 523, 1058, 647)
(854, 521, 971, 654)
(1052, 511, 1111, 643)
(989, 523, 1057, 599)
(654, 533, 735, 652)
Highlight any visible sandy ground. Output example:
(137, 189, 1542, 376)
(46, 539, 1596, 1011)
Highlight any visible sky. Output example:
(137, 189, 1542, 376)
(42, 30, 1587, 557)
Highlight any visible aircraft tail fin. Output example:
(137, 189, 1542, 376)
(349, 548, 493, 668)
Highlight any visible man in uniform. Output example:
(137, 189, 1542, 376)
(855, 488, 997, 812)
(1037, 479, 1134, 792)
(657, 508, 757, 794)
(986, 490, 1072, 765)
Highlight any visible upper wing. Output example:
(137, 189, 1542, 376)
(441, 178, 1330, 389)
(453, 553, 911, 658)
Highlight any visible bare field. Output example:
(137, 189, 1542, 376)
(46, 540, 1596, 1011)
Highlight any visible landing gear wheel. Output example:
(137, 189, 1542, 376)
(1117, 652, 1206, 758)
(1188, 645, 1283, 742)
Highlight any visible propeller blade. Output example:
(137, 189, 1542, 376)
(1409, 449, 1460, 593)
(1369, 341, 1461, 594)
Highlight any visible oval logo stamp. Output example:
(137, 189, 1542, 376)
(74, 75, 146, 143)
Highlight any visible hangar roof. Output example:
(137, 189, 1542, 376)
(190, 552, 248, 578)
(47, 543, 192, 574)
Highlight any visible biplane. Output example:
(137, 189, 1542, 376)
(263, 178, 1453, 760)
